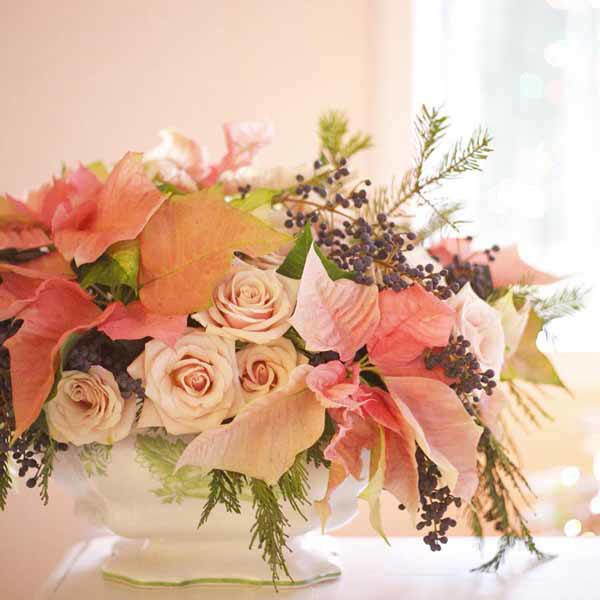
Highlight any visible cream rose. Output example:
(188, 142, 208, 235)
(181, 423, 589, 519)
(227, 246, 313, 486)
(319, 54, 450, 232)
(447, 283, 505, 378)
(128, 329, 242, 435)
(236, 338, 307, 401)
(45, 366, 136, 446)
(192, 265, 295, 344)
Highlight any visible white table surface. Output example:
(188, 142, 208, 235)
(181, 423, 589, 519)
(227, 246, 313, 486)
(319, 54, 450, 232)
(33, 536, 598, 600)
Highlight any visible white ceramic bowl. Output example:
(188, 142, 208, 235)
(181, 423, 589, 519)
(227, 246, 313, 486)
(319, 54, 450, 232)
(54, 431, 365, 589)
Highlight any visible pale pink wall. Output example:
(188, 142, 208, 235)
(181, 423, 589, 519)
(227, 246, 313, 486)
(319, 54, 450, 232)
(1, 0, 375, 196)
(0, 1, 413, 598)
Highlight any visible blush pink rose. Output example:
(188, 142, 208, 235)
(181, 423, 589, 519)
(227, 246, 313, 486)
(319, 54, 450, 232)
(306, 361, 360, 408)
(446, 283, 505, 378)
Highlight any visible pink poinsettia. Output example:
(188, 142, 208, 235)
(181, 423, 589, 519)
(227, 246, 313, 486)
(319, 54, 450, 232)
(367, 285, 455, 375)
(315, 375, 483, 534)
(53, 152, 165, 266)
(144, 121, 274, 190)
(428, 238, 559, 287)
(0, 253, 74, 320)
(98, 301, 188, 347)
(176, 365, 325, 484)
(306, 361, 361, 408)
(289, 244, 380, 361)
(0, 195, 50, 251)
(5, 279, 117, 437)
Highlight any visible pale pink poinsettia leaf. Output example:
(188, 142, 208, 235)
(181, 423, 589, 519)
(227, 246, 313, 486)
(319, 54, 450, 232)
(220, 120, 274, 172)
(475, 244, 560, 287)
(0, 195, 51, 250)
(359, 387, 419, 518)
(5, 279, 117, 437)
(385, 376, 483, 502)
(306, 361, 361, 408)
(53, 152, 165, 266)
(428, 238, 559, 287)
(313, 461, 348, 532)
(427, 238, 473, 265)
(324, 407, 377, 480)
(0, 227, 51, 251)
(98, 301, 187, 347)
(289, 245, 380, 361)
(0, 254, 75, 320)
(367, 285, 455, 372)
(145, 129, 210, 183)
(176, 387, 325, 485)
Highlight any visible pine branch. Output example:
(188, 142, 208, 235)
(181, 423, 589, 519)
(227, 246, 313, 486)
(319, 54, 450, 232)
(390, 106, 492, 215)
(249, 478, 292, 586)
(198, 469, 244, 527)
(416, 201, 465, 242)
(277, 455, 310, 519)
(0, 367, 13, 511)
(318, 110, 372, 164)
(528, 285, 588, 323)
(37, 437, 57, 505)
(470, 428, 553, 572)
(507, 380, 554, 429)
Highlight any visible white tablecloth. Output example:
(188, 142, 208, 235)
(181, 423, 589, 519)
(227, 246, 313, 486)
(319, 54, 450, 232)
(36, 536, 595, 600)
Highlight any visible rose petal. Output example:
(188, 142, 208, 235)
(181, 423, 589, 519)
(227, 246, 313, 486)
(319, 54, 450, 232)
(53, 152, 165, 266)
(6, 279, 116, 436)
(98, 301, 187, 347)
(385, 376, 483, 501)
(289, 244, 380, 361)
(176, 386, 324, 484)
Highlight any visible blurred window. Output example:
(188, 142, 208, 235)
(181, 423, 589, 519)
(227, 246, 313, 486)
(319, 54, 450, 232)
(412, 0, 600, 350)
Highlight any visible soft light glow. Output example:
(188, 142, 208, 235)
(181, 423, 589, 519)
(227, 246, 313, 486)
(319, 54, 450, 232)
(582, 532, 597, 537)
(594, 453, 600, 480)
(560, 466, 581, 487)
(590, 494, 600, 515)
(564, 519, 582, 537)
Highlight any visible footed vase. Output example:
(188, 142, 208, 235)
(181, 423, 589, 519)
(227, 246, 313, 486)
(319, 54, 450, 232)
(53, 432, 364, 589)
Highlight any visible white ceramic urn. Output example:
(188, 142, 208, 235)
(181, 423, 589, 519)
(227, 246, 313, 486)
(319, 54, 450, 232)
(53, 431, 364, 589)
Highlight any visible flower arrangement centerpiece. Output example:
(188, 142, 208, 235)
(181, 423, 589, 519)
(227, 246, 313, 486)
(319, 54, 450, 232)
(0, 108, 584, 588)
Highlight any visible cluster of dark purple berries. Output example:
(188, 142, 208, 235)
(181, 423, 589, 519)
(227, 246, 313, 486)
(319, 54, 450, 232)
(64, 331, 145, 400)
(413, 448, 460, 552)
(0, 319, 68, 491)
(439, 240, 500, 300)
(423, 335, 497, 406)
(10, 427, 68, 489)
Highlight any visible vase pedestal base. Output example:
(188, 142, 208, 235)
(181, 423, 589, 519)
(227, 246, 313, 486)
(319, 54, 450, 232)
(101, 534, 342, 589)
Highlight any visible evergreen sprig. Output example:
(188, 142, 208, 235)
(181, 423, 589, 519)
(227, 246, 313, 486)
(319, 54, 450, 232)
(318, 110, 373, 164)
(249, 478, 292, 585)
(198, 469, 245, 527)
(528, 285, 588, 323)
(416, 200, 466, 242)
(390, 105, 493, 218)
(0, 367, 13, 510)
(470, 429, 553, 572)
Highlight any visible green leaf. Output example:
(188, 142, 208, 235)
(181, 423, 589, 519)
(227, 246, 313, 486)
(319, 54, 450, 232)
(79, 240, 140, 299)
(86, 161, 109, 182)
(502, 312, 565, 387)
(156, 181, 185, 197)
(229, 188, 278, 212)
(135, 433, 218, 504)
(277, 224, 354, 281)
(79, 443, 112, 477)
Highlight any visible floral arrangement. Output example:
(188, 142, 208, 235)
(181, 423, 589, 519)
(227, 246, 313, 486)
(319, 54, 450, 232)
(0, 108, 585, 583)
